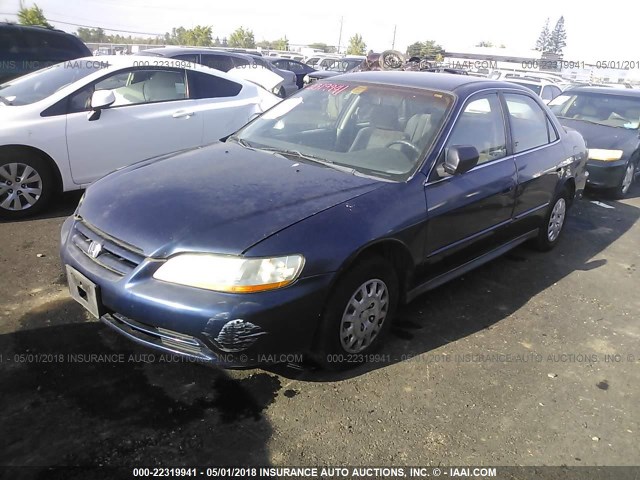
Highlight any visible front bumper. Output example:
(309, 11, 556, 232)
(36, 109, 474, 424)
(60, 217, 333, 368)
(585, 159, 628, 189)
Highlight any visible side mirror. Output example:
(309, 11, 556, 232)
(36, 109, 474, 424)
(87, 90, 116, 121)
(444, 145, 480, 175)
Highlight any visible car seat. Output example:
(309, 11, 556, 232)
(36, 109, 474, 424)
(349, 105, 405, 151)
(143, 72, 182, 102)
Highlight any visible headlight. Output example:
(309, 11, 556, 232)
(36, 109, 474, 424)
(588, 149, 624, 161)
(74, 193, 85, 216)
(153, 254, 305, 293)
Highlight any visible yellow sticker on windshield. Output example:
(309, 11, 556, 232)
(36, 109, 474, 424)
(351, 86, 368, 94)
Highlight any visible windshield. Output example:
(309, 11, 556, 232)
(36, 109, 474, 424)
(0, 60, 109, 106)
(549, 92, 640, 129)
(510, 82, 542, 95)
(233, 81, 453, 181)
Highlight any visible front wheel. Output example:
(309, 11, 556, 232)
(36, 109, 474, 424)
(610, 160, 636, 199)
(313, 256, 399, 370)
(533, 189, 569, 251)
(0, 153, 54, 220)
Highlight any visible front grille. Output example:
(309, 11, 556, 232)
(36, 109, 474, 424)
(71, 220, 145, 276)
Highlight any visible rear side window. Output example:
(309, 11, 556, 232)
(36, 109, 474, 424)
(0, 31, 19, 52)
(201, 54, 234, 72)
(26, 31, 73, 51)
(173, 54, 199, 63)
(232, 57, 250, 67)
(504, 93, 552, 153)
(188, 70, 242, 99)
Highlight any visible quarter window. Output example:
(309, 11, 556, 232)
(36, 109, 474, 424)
(446, 94, 507, 164)
(188, 70, 242, 99)
(504, 94, 552, 153)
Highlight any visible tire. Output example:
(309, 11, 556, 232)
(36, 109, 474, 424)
(313, 256, 399, 371)
(0, 152, 55, 220)
(610, 160, 636, 200)
(533, 188, 569, 252)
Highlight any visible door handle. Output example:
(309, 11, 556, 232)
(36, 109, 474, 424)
(172, 111, 195, 118)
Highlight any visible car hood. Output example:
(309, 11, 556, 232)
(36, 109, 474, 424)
(558, 118, 639, 152)
(79, 142, 384, 258)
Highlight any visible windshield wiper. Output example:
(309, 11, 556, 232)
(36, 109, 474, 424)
(232, 137, 254, 148)
(0, 96, 11, 106)
(255, 147, 358, 174)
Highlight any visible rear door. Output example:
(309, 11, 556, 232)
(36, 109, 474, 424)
(424, 92, 517, 269)
(65, 67, 203, 184)
(502, 92, 564, 234)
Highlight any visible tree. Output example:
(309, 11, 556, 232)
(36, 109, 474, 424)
(162, 26, 212, 46)
(272, 37, 289, 51)
(347, 34, 366, 55)
(17, 3, 52, 28)
(406, 41, 423, 58)
(77, 27, 107, 43)
(228, 27, 255, 48)
(182, 25, 212, 46)
(406, 40, 444, 60)
(549, 16, 567, 55)
(535, 18, 552, 53)
(476, 41, 493, 47)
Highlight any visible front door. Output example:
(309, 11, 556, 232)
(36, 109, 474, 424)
(424, 93, 517, 272)
(65, 67, 203, 184)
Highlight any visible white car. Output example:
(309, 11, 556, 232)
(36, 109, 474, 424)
(505, 78, 563, 103)
(0, 56, 280, 219)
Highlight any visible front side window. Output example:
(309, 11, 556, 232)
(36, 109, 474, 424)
(504, 93, 553, 153)
(233, 82, 454, 181)
(446, 94, 507, 164)
(68, 68, 187, 112)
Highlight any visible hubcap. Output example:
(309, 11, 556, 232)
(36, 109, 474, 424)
(547, 198, 566, 242)
(340, 279, 389, 353)
(0, 163, 42, 211)
(621, 162, 634, 194)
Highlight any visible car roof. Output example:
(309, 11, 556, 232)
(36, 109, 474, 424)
(564, 86, 640, 97)
(506, 78, 551, 86)
(0, 22, 70, 35)
(141, 47, 253, 60)
(333, 71, 531, 94)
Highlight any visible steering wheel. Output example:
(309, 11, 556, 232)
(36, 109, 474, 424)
(385, 139, 421, 155)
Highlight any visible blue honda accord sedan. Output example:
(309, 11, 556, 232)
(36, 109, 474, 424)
(60, 72, 588, 369)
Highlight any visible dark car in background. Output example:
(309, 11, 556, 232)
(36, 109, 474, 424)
(138, 47, 298, 97)
(304, 56, 365, 84)
(61, 73, 587, 370)
(549, 86, 640, 198)
(0, 23, 91, 83)
(264, 57, 315, 89)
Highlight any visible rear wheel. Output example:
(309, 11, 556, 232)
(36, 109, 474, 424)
(533, 189, 569, 251)
(0, 153, 54, 220)
(313, 256, 399, 370)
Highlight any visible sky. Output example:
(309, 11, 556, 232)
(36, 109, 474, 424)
(0, 0, 636, 63)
